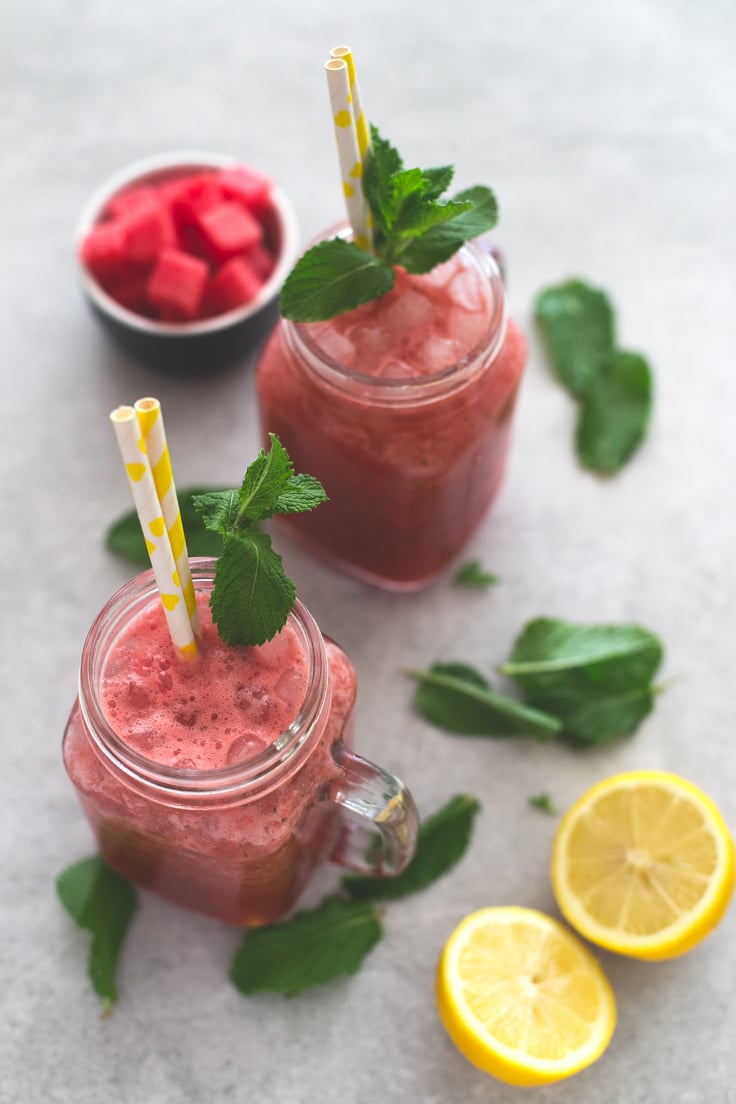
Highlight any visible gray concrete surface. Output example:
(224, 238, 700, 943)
(2, 1, 734, 1101)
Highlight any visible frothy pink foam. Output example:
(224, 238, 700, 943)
(101, 592, 309, 769)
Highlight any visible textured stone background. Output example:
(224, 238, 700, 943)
(2, 2, 734, 1101)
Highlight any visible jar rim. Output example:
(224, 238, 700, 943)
(285, 227, 508, 405)
(78, 558, 330, 805)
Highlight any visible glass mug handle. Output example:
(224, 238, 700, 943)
(328, 742, 419, 877)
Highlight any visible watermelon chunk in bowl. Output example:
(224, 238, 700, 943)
(75, 151, 298, 375)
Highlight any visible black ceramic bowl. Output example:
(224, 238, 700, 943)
(75, 150, 299, 375)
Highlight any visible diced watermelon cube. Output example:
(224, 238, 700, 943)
(80, 221, 127, 288)
(119, 195, 175, 267)
(219, 165, 273, 218)
(112, 274, 152, 315)
(243, 242, 276, 281)
(164, 173, 224, 229)
(146, 248, 209, 321)
(205, 257, 263, 315)
(196, 201, 262, 262)
(107, 185, 159, 219)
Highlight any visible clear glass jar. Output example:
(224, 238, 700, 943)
(256, 234, 527, 590)
(62, 560, 418, 927)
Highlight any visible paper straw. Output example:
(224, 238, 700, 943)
(324, 58, 371, 251)
(110, 406, 198, 659)
(329, 46, 370, 158)
(133, 397, 201, 639)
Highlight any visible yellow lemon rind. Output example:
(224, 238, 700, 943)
(552, 770, 735, 961)
(436, 907, 617, 1087)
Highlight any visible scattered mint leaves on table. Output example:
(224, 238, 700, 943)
(342, 794, 481, 901)
(501, 617, 664, 748)
(231, 793, 481, 996)
(535, 279, 615, 398)
(454, 559, 499, 587)
(535, 278, 653, 474)
(410, 620, 664, 747)
(528, 793, 557, 815)
(576, 349, 653, 474)
(56, 855, 138, 1014)
(280, 125, 498, 321)
(230, 896, 382, 997)
(408, 662, 561, 740)
(106, 486, 228, 567)
(192, 434, 327, 646)
(57, 795, 481, 1001)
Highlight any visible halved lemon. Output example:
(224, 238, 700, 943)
(436, 906, 616, 1086)
(552, 770, 735, 960)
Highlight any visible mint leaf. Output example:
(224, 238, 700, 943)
(552, 684, 658, 748)
(501, 617, 664, 748)
(529, 793, 557, 815)
(454, 559, 499, 587)
(422, 165, 454, 200)
(284, 126, 499, 317)
(396, 186, 498, 275)
(363, 125, 403, 236)
(280, 239, 394, 322)
(192, 437, 326, 646)
(342, 794, 480, 901)
(191, 489, 240, 537)
(210, 530, 295, 646)
(56, 855, 137, 1011)
(408, 661, 561, 740)
(229, 896, 382, 996)
(535, 279, 615, 398)
(235, 432, 294, 522)
(274, 473, 329, 515)
(106, 486, 228, 566)
(576, 349, 653, 474)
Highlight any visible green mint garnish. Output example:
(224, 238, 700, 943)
(56, 856, 138, 1014)
(192, 435, 327, 646)
(407, 661, 561, 740)
(280, 125, 498, 321)
(230, 895, 382, 997)
(106, 486, 230, 567)
(342, 794, 480, 901)
(528, 793, 557, 815)
(535, 278, 653, 474)
(454, 559, 499, 588)
(501, 617, 664, 748)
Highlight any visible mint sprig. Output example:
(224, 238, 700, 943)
(56, 855, 138, 1014)
(229, 896, 382, 997)
(408, 661, 561, 740)
(192, 434, 327, 646)
(535, 278, 653, 474)
(411, 618, 664, 748)
(502, 617, 664, 748)
(280, 125, 499, 321)
(454, 559, 499, 588)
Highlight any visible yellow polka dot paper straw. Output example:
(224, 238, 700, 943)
(325, 57, 371, 251)
(109, 406, 198, 659)
(329, 46, 370, 158)
(133, 397, 201, 639)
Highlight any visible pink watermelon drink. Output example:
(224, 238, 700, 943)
(63, 561, 417, 926)
(257, 237, 526, 588)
